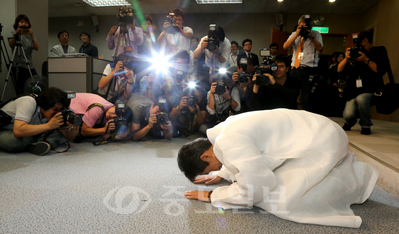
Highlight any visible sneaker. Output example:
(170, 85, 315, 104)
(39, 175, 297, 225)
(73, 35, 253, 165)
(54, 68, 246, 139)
(28, 142, 51, 156)
(361, 128, 371, 135)
(342, 123, 352, 131)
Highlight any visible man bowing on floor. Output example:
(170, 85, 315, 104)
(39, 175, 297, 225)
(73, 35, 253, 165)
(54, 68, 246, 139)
(177, 109, 378, 228)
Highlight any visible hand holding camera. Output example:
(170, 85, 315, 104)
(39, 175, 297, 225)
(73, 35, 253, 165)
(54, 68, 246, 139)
(108, 26, 118, 36)
(201, 39, 208, 52)
(180, 96, 188, 108)
(148, 114, 157, 128)
(113, 61, 124, 73)
(232, 72, 239, 83)
(47, 112, 64, 130)
(104, 119, 116, 135)
(160, 120, 173, 132)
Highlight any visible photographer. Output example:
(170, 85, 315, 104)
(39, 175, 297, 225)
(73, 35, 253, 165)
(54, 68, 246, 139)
(157, 8, 193, 54)
(283, 15, 323, 111)
(69, 93, 131, 142)
(8, 15, 39, 95)
(232, 57, 255, 113)
(98, 53, 136, 102)
(51, 30, 76, 57)
(337, 31, 389, 135)
(199, 77, 240, 136)
(128, 95, 174, 141)
(107, 6, 143, 58)
(0, 87, 79, 155)
(193, 25, 231, 72)
(251, 55, 300, 110)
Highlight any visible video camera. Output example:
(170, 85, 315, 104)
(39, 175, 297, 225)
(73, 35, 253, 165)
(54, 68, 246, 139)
(349, 34, 366, 60)
(207, 24, 219, 52)
(164, 12, 183, 34)
(116, 6, 134, 27)
(60, 91, 82, 129)
(111, 100, 129, 136)
(253, 64, 278, 86)
(259, 48, 273, 65)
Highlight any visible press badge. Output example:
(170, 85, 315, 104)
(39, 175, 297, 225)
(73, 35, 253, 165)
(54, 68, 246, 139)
(356, 77, 363, 88)
(298, 52, 304, 60)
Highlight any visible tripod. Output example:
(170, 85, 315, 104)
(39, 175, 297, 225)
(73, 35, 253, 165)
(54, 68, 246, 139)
(0, 33, 33, 104)
(0, 24, 18, 104)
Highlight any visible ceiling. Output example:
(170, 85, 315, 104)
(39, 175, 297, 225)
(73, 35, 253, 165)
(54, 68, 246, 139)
(49, 0, 379, 18)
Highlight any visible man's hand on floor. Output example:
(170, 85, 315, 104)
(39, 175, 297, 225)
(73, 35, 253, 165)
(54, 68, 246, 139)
(184, 190, 210, 203)
(193, 175, 222, 185)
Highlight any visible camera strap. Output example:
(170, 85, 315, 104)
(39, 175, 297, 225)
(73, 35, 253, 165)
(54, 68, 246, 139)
(86, 103, 106, 125)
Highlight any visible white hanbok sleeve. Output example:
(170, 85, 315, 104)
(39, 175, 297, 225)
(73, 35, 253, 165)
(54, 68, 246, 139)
(211, 132, 276, 209)
(211, 165, 235, 182)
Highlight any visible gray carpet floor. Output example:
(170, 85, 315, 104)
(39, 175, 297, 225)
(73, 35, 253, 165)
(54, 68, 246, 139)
(1, 134, 399, 234)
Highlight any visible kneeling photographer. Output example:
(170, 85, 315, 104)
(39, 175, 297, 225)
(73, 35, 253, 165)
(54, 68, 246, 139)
(0, 87, 79, 155)
(251, 55, 300, 110)
(169, 84, 208, 136)
(337, 31, 389, 135)
(199, 77, 240, 136)
(69, 93, 131, 143)
(97, 53, 136, 102)
(128, 95, 174, 141)
(232, 57, 255, 113)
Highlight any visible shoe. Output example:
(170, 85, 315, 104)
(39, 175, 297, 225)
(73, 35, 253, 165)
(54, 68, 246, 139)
(342, 123, 352, 131)
(28, 142, 51, 156)
(361, 128, 371, 135)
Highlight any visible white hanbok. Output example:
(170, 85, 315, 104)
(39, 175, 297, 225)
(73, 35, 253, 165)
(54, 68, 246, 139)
(207, 109, 378, 228)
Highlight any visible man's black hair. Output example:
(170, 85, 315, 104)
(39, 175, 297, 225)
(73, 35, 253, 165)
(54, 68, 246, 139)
(37, 87, 70, 111)
(171, 8, 184, 20)
(215, 26, 225, 42)
(242, 38, 252, 47)
(79, 32, 91, 40)
(273, 55, 290, 68)
(359, 31, 373, 43)
(171, 50, 190, 65)
(269, 43, 279, 49)
(57, 30, 69, 39)
(231, 41, 238, 47)
(144, 14, 153, 24)
(238, 57, 253, 69)
(178, 138, 212, 182)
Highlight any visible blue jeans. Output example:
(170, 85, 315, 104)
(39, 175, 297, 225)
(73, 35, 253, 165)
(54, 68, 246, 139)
(343, 93, 374, 128)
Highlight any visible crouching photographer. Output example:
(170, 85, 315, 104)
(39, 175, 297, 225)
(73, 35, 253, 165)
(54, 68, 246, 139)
(251, 55, 300, 110)
(128, 95, 174, 141)
(169, 84, 208, 137)
(232, 57, 255, 113)
(0, 87, 79, 155)
(69, 93, 132, 143)
(337, 31, 389, 135)
(199, 77, 240, 136)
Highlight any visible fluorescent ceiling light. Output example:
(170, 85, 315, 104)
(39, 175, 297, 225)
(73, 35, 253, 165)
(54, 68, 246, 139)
(195, 0, 242, 4)
(83, 0, 131, 7)
(329, 0, 336, 2)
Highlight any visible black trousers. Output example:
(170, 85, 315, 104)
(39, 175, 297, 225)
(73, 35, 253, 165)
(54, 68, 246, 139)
(11, 67, 38, 95)
(290, 67, 318, 111)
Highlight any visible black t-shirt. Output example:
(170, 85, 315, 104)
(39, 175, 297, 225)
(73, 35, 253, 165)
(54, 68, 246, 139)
(79, 43, 98, 57)
(250, 74, 300, 110)
(341, 46, 388, 99)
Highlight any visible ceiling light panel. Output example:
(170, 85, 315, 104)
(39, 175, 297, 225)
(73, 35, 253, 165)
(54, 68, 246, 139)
(83, 0, 131, 7)
(196, 0, 243, 4)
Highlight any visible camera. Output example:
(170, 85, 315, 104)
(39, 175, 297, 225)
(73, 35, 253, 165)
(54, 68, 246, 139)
(111, 100, 129, 136)
(122, 59, 134, 71)
(238, 72, 252, 83)
(349, 34, 366, 60)
(156, 112, 169, 125)
(187, 95, 196, 107)
(60, 109, 82, 129)
(253, 64, 277, 86)
(299, 26, 310, 38)
(215, 82, 226, 95)
(259, 48, 273, 65)
(116, 6, 134, 26)
(164, 12, 182, 34)
(175, 70, 185, 84)
(207, 24, 219, 52)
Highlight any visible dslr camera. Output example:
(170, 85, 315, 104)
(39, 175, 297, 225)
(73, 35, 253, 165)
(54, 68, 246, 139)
(116, 6, 134, 27)
(60, 91, 82, 129)
(155, 96, 169, 129)
(253, 64, 278, 86)
(299, 26, 311, 38)
(164, 12, 182, 34)
(207, 24, 219, 52)
(111, 100, 129, 136)
(215, 82, 226, 95)
(349, 34, 366, 60)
